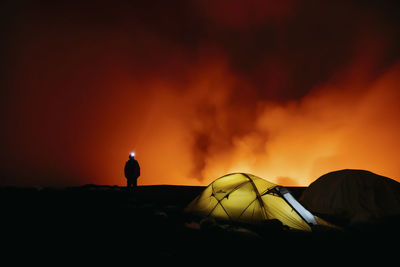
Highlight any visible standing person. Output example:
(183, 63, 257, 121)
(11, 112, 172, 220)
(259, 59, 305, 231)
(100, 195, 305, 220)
(124, 152, 140, 191)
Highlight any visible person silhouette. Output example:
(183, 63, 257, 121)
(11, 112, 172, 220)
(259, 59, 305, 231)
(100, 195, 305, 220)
(124, 152, 140, 191)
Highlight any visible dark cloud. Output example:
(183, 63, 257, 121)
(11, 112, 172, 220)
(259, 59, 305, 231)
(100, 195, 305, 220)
(1, 0, 400, 186)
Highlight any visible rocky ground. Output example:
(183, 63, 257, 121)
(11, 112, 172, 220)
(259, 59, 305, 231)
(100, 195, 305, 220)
(0, 185, 398, 263)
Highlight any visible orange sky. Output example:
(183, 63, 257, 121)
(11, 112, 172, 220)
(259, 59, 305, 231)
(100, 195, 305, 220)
(1, 1, 400, 186)
(111, 60, 400, 187)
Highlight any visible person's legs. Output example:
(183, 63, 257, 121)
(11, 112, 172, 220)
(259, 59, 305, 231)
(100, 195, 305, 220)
(133, 179, 137, 191)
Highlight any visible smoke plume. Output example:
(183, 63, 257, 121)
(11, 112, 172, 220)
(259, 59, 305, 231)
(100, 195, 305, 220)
(1, 1, 400, 186)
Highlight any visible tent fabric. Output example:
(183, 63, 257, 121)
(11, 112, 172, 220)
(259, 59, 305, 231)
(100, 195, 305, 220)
(300, 169, 400, 225)
(185, 173, 315, 231)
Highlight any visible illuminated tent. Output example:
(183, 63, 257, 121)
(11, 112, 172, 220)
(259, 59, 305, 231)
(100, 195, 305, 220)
(300, 169, 400, 225)
(185, 173, 319, 231)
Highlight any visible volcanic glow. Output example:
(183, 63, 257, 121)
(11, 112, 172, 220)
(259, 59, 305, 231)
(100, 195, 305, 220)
(1, 1, 400, 186)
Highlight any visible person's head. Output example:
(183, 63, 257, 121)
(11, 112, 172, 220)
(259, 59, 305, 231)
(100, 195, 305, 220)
(129, 152, 135, 160)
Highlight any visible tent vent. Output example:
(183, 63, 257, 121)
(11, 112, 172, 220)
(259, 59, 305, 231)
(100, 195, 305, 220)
(276, 187, 317, 226)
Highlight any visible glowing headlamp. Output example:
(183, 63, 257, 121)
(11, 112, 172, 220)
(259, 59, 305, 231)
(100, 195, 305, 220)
(130, 152, 135, 157)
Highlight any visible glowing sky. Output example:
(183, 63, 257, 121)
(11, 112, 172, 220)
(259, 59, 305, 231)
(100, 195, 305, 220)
(1, 0, 400, 186)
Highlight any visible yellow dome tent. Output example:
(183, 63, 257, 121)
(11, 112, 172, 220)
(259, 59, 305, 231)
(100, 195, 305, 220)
(185, 173, 319, 231)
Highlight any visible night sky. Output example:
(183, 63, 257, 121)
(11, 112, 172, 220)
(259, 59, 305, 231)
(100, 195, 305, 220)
(1, 0, 400, 187)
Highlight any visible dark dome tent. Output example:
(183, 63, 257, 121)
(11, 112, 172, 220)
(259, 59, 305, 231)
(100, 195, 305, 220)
(300, 169, 400, 226)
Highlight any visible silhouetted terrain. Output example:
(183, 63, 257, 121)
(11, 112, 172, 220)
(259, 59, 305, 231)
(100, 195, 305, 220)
(1, 185, 398, 262)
